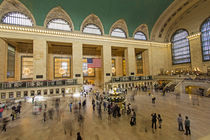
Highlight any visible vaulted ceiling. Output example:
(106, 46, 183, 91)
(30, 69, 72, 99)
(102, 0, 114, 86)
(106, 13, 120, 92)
(0, 0, 174, 36)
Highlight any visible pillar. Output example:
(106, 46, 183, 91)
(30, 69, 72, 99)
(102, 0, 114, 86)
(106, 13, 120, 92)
(0, 38, 7, 82)
(102, 45, 112, 88)
(33, 39, 48, 80)
(72, 41, 83, 85)
(125, 47, 136, 76)
(189, 35, 203, 72)
(142, 49, 151, 76)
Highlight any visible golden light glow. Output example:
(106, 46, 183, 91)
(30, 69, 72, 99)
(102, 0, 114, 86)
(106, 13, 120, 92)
(23, 67, 31, 76)
(59, 68, 66, 75)
(87, 68, 93, 74)
(112, 67, 116, 73)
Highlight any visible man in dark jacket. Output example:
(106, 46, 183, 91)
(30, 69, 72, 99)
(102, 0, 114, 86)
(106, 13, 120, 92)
(152, 113, 157, 129)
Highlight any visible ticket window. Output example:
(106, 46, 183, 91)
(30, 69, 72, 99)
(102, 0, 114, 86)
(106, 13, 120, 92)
(24, 91, 28, 97)
(61, 88, 65, 94)
(9, 92, 14, 98)
(44, 89, 48, 95)
(1, 93, 6, 99)
(56, 89, 60, 94)
(16, 91, 21, 98)
(37, 90, 41, 95)
(50, 89, 54, 94)
(31, 90, 35, 96)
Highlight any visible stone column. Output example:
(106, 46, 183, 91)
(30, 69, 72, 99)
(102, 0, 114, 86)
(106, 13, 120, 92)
(102, 45, 112, 89)
(0, 39, 7, 82)
(72, 41, 83, 85)
(125, 47, 136, 76)
(142, 49, 151, 76)
(33, 39, 48, 80)
(189, 35, 203, 72)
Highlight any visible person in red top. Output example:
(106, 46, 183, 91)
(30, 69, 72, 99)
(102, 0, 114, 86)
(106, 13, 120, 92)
(0, 107, 4, 119)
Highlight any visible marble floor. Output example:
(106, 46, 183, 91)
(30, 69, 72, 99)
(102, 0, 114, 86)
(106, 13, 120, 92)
(0, 88, 210, 140)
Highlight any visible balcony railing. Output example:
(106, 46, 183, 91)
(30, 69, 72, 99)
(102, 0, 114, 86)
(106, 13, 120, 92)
(111, 76, 152, 83)
(0, 79, 77, 90)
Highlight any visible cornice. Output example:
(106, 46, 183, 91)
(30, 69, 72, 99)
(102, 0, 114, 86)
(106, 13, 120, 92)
(0, 24, 168, 47)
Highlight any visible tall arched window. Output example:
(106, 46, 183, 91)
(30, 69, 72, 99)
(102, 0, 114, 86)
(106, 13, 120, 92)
(1, 12, 33, 26)
(111, 28, 126, 38)
(171, 29, 191, 64)
(82, 24, 102, 35)
(47, 19, 71, 31)
(134, 31, 147, 40)
(201, 18, 210, 61)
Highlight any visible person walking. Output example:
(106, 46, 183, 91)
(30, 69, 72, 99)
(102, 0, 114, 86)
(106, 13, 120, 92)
(177, 114, 184, 131)
(77, 132, 82, 140)
(17, 104, 21, 114)
(151, 113, 157, 129)
(157, 114, 162, 129)
(43, 111, 47, 122)
(69, 103, 72, 112)
(79, 101, 81, 110)
(0, 107, 4, 119)
(93, 102, 95, 111)
(103, 101, 107, 111)
(152, 97, 156, 104)
(184, 116, 191, 135)
(1, 117, 9, 132)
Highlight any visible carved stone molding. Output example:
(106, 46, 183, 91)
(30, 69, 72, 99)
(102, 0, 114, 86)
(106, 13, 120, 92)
(133, 24, 149, 40)
(80, 14, 104, 35)
(0, 0, 36, 25)
(109, 19, 129, 37)
(44, 6, 74, 31)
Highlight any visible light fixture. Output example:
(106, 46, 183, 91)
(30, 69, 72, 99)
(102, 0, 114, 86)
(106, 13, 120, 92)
(23, 67, 31, 76)
(88, 68, 93, 74)
(59, 67, 66, 75)
(112, 67, 116, 73)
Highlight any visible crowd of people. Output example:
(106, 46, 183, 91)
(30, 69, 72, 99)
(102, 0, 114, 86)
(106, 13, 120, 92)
(0, 86, 193, 139)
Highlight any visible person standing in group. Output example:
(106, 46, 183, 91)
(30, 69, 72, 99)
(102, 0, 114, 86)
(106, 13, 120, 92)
(151, 113, 157, 129)
(77, 132, 82, 140)
(157, 114, 162, 129)
(177, 114, 184, 131)
(184, 116, 191, 135)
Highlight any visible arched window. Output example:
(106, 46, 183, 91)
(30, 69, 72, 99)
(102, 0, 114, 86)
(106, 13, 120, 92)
(201, 18, 210, 61)
(171, 29, 191, 64)
(47, 19, 71, 31)
(1, 12, 33, 26)
(82, 24, 102, 35)
(134, 31, 147, 40)
(111, 28, 126, 38)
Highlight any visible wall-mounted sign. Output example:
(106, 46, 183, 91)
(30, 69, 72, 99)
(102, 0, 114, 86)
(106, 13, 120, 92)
(106, 73, 111, 76)
(75, 74, 81, 77)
